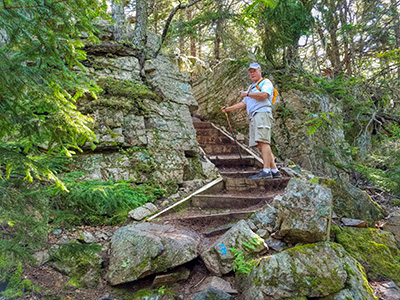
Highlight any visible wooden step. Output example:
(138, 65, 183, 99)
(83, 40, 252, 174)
(166, 210, 258, 225)
(224, 177, 290, 192)
(201, 144, 246, 155)
(197, 135, 232, 145)
(193, 121, 214, 129)
(195, 128, 223, 136)
(191, 194, 271, 209)
(209, 154, 256, 167)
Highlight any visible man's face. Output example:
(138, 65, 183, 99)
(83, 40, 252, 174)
(249, 68, 262, 83)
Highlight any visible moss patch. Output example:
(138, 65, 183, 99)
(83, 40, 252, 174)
(334, 227, 400, 283)
(80, 78, 160, 115)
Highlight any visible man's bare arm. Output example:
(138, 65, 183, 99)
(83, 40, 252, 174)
(239, 91, 269, 101)
(221, 101, 246, 113)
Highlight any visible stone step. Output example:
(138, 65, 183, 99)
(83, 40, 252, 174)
(197, 135, 232, 145)
(224, 177, 290, 192)
(193, 121, 214, 129)
(191, 194, 272, 209)
(209, 154, 256, 167)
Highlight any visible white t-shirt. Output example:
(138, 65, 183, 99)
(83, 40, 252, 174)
(242, 78, 274, 119)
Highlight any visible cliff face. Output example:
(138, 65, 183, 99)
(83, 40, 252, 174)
(71, 37, 204, 191)
(192, 59, 352, 178)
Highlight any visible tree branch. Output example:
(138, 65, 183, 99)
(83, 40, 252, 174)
(2, 0, 68, 9)
(154, 0, 202, 57)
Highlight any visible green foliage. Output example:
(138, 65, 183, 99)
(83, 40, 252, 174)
(48, 172, 165, 226)
(230, 237, 263, 275)
(0, 0, 110, 185)
(305, 111, 335, 135)
(0, 254, 37, 299)
(230, 248, 258, 275)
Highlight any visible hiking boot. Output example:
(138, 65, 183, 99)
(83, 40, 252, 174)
(272, 171, 282, 178)
(249, 170, 273, 179)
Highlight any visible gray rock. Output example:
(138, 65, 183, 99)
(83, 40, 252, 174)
(152, 266, 190, 288)
(275, 179, 332, 243)
(249, 205, 278, 231)
(106, 223, 200, 285)
(198, 276, 238, 294)
(33, 250, 50, 266)
(49, 244, 102, 288)
(383, 209, 400, 245)
(79, 231, 96, 244)
(319, 178, 384, 227)
(201, 220, 268, 275)
(128, 203, 158, 221)
(265, 237, 286, 252)
(239, 242, 376, 300)
(193, 287, 232, 300)
(341, 217, 366, 227)
(372, 281, 400, 300)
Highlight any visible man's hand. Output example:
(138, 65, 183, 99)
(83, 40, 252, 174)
(239, 91, 247, 98)
(221, 106, 228, 113)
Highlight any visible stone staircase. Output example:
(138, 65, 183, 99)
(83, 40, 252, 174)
(159, 120, 290, 238)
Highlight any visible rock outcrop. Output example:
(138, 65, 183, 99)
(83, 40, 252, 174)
(238, 242, 376, 300)
(317, 178, 384, 226)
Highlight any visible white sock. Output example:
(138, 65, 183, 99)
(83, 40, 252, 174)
(271, 169, 278, 173)
(263, 168, 270, 173)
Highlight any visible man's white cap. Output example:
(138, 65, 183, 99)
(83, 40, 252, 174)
(248, 62, 261, 70)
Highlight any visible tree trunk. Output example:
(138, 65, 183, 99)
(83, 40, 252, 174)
(214, 0, 223, 61)
(187, 7, 196, 57)
(134, 0, 148, 47)
(391, 0, 400, 81)
(111, 0, 132, 42)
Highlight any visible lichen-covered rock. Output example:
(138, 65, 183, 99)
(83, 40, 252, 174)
(193, 286, 232, 300)
(200, 220, 268, 276)
(249, 204, 278, 233)
(238, 242, 377, 300)
(333, 226, 400, 283)
(49, 243, 102, 288)
(275, 179, 332, 243)
(106, 223, 200, 285)
(318, 178, 384, 226)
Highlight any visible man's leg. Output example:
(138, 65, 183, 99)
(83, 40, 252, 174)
(257, 142, 273, 169)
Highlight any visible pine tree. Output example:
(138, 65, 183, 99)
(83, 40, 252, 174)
(0, 0, 109, 186)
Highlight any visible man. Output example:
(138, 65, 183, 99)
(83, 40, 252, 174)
(221, 63, 281, 179)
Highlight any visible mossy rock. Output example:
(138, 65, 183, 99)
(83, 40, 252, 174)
(334, 226, 400, 283)
(81, 78, 160, 115)
(318, 178, 384, 226)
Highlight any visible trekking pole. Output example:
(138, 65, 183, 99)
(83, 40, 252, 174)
(223, 110, 245, 168)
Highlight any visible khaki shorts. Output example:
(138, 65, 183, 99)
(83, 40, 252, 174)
(249, 112, 272, 147)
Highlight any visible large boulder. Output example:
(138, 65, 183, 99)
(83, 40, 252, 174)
(106, 223, 200, 285)
(201, 220, 268, 276)
(318, 178, 384, 226)
(275, 179, 332, 243)
(238, 242, 377, 300)
(333, 226, 400, 283)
